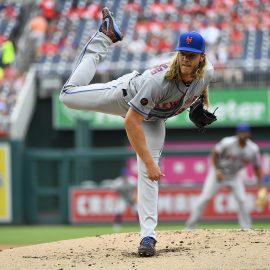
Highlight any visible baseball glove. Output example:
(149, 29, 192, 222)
(256, 187, 268, 208)
(189, 96, 217, 132)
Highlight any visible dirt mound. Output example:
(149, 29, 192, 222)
(1, 229, 270, 270)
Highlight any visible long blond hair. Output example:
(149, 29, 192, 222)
(165, 52, 207, 81)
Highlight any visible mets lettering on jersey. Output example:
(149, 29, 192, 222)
(128, 61, 214, 120)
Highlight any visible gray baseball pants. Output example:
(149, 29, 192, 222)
(186, 167, 251, 229)
(60, 31, 166, 240)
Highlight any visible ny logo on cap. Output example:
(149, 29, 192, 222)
(186, 36, 192, 44)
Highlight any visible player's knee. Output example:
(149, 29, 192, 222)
(59, 89, 75, 109)
(59, 91, 68, 105)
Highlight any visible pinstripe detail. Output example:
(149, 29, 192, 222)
(63, 32, 98, 88)
(63, 87, 111, 94)
(63, 82, 124, 94)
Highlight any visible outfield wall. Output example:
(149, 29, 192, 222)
(69, 187, 270, 223)
(1, 88, 270, 224)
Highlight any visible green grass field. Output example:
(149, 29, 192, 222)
(0, 221, 269, 245)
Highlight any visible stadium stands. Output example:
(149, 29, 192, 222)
(31, 0, 270, 74)
(0, 0, 270, 136)
(0, 2, 25, 135)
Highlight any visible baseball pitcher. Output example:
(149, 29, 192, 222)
(60, 7, 216, 256)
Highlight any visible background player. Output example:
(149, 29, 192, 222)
(60, 7, 214, 256)
(111, 167, 137, 231)
(186, 123, 263, 230)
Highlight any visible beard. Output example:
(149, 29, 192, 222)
(180, 63, 198, 76)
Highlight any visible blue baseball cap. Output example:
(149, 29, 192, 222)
(236, 123, 251, 133)
(175, 32, 205, 54)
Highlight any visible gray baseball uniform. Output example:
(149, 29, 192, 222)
(186, 136, 260, 229)
(60, 31, 214, 240)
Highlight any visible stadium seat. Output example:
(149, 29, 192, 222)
(1, 0, 270, 136)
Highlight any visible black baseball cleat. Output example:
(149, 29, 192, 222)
(138, 236, 157, 257)
(99, 7, 123, 43)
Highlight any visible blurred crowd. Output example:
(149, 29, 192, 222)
(0, 2, 26, 136)
(0, 0, 270, 136)
(26, 0, 270, 68)
(28, 0, 103, 64)
(127, 0, 270, 67)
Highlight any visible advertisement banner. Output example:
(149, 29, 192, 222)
(53, 92, 124, 129)
(127, 141, 270, 185)
(53, 90, 270, 129)
(166, 90, 270, 127)
(0, 143, 12, 222)
(69, 187, 270, 223)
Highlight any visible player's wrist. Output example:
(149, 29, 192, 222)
(144, 159, 156, 167)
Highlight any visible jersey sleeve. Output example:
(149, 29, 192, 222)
(251, 145, 260, 168)
(128, 77, 162, 118)
(214, 137, 230, 154)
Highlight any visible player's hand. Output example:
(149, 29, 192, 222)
(216, 169, 224, 181)
(256, 187, 268, 208)
(146, 162, 165, 181)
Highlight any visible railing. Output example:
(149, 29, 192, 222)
(35, 60, 270, 90)
(9, 68, 37, 139)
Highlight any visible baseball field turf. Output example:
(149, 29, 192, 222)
(0, 221, 270, 245)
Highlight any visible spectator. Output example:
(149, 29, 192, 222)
(0, 67, 4, 80)
(1, 39, 15, 68)
(229, 25, 245, 44)
(126, 34, 146, 54)
(124, 0, 141, 13)
(39, 0, 59, 21)
(0, 95, 7, 113)
(200, 21, 221, 47)
(29, 12, 48, 49)
(228, 42, 243, 59)
(146, 33, 172, 54)
(135, 16, 149, 36)
(150, 0, 163, 15)
(150, 0, 178, 16)
(40, 40, 60, 55)
(81, 2, 101, 20)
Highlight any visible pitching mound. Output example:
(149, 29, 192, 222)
(1, 229, 270, 270)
